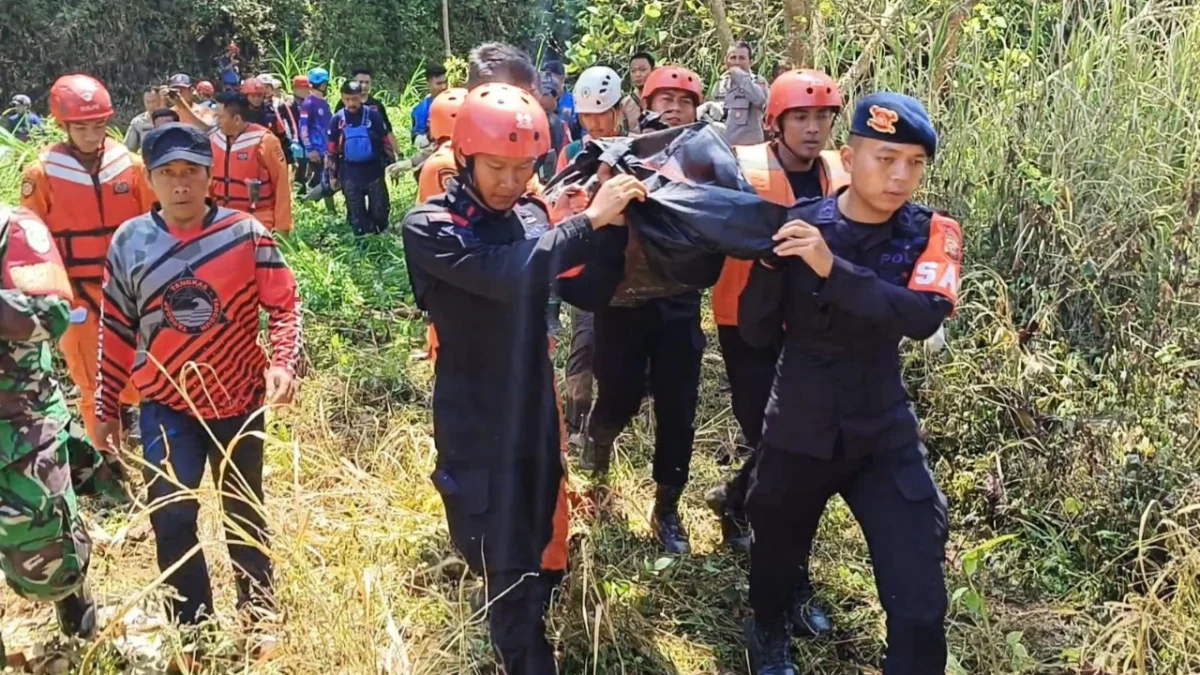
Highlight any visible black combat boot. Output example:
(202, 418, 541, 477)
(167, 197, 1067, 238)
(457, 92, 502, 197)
(651, 484, 691, 554)
(704, 484, 752, 553)
(744, 616, 795, 675)
(56, 581, 97, 639)
(789, 587, 833, 638)
(579, 419, 616, 477)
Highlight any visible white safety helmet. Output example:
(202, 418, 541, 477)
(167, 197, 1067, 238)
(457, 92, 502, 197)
(573, 66, 622, 114)
(257, 73, 281, 89)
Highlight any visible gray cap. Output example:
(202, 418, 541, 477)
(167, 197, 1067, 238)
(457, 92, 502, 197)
(168, 73, 193, 89)
(10, 94, 31, 106)
(142, 123, 212, 170)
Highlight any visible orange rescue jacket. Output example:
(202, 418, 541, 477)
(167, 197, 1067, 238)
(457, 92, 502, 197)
(711, 144, 848, 326)
(210, 124, 293, 232)
(20, 140, 155, 312)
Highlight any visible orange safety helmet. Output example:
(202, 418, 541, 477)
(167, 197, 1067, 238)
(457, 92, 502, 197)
(240, 78, 268, 95)
(293, 75, 309, 88)
(641, 65, 704, 106)
(429, 88, 467, 142)
(196, 80, 216, 95)
(49, 74, 114, 124)
(765, 69, 843, 129)
(455, 83, 551, 159)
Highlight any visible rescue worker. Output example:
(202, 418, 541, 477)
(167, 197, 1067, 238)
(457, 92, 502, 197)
(327, 80, 394, 235)
(705, 69, 847, 638)
(95, 123, 301, 645)
(195, 80, 216, 109)
(300, 67, 333, 200)
(621, 52, 655, 134)
(740, 93, 959, 675)
(210, 91, 293, 234)
(412, 43, 539, 363)
(0, 205, 100, 664)
(554, 65, 625, 445)
(581, 65, 707, 555)
(402, 82, 644, 675)
(410, 63, 449, 143)
(291, 75, 311, 188)
(20, 74, 152, 451)
(240, 77, 283, 140)
(415, 88, 467, 203)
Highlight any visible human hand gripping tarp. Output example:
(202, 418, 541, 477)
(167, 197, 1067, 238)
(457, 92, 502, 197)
(544, 122, 790, 304)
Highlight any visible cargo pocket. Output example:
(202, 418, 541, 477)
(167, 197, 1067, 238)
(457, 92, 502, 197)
(891, 448, 949, 553)
(432, 467, 491, 570)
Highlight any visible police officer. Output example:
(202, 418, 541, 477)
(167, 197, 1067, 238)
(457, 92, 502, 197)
(740, 93, 961, 675)
(401, 83, 645, 674)
(581, 65, 707, 555)
(0, 205, 101, 663)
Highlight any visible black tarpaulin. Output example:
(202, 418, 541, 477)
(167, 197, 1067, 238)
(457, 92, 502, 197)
(545, 123, 789, 303)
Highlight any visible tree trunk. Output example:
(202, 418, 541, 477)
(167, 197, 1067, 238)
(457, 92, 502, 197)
(933, 0, 972, 95)
(839, 0, 903, 91)
(442, 0, 452, 57)
(782, 0, 811, 67)
(707, 0, 734, 52)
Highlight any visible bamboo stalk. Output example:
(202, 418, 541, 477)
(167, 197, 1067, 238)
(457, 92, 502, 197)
(838, 0, 904, 91)
(442, 0, 452, 57)
(708, 0, 734, 52)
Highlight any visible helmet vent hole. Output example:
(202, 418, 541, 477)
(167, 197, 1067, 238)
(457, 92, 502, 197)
(534, 131, 541, 141)
(806, 87, 814, 94)
(509, 132, 519, 142)
(498, 99, 506, 105)
(826, 87, 832, 94)
(480, 91, 491, 98)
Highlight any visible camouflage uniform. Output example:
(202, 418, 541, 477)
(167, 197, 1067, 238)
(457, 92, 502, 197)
(0, 205, 93, 603)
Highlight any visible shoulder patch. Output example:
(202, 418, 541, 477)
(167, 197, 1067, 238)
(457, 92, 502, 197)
(907, 213, 962, 308)
(16, 218, 53, 254)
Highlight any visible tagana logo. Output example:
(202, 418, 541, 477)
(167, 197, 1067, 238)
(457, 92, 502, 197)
(515, 113, 534, 130)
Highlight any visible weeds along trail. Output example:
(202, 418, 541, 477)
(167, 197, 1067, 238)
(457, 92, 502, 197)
(0, 1, 1199, 671)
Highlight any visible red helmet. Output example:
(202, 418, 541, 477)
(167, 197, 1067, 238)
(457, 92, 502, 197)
(429, 88, 468, 142)
(196, 80, 215, 95)
(240, 78, 268, 95)
(455, 84, 550, 159)
(766, 69, 842, 129)
(49, 74, 114, 124)
(293, 75, 310, 88)
(641, 66, 704, 106)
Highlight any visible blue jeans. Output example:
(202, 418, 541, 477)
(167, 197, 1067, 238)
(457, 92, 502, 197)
(140, 403, 273, 624)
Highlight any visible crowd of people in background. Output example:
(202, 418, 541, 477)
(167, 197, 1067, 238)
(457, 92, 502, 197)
(0, 37, 961, 675)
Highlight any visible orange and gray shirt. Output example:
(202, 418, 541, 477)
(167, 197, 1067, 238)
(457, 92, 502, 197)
(97, 205, 301, 421)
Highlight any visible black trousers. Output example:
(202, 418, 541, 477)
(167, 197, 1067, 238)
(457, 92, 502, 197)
(434, 458, 564, 674)
(746, 441, 948, 674)
(717, 324, 779, 512)
(564, 306, 594, 435)
(343, 176, 391, 235)
(589, 304, 705, 486)
(140, 403, 273, 625)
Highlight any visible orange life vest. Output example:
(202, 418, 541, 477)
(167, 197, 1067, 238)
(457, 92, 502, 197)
(36, 141, 145, 310)
(210, 124, 275, 216)
(711, 144, 848, 326)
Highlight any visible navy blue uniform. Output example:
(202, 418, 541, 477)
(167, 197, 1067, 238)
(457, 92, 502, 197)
(741, 195, 957, 673)
(402, 181, 623, 674)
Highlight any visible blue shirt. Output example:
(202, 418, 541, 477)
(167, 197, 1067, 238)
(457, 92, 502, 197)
(3, 112, 41, 142)
(301, 94, 332, 156)
(328, 107, 389, 183)
(558, 92, 580, 140)
(411, 95, 433, 140)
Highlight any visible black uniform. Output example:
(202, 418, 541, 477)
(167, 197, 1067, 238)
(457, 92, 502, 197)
(723, 157, 827, 505)
(741, 195, 955, 673)
(402, 180, 624, 674)
(589, 291, 705, 486)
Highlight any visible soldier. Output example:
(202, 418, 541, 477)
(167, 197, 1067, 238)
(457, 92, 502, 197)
(0, 205, 100, 662)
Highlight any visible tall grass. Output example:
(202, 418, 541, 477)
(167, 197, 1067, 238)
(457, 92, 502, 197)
(0, 1, 1197, 672)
